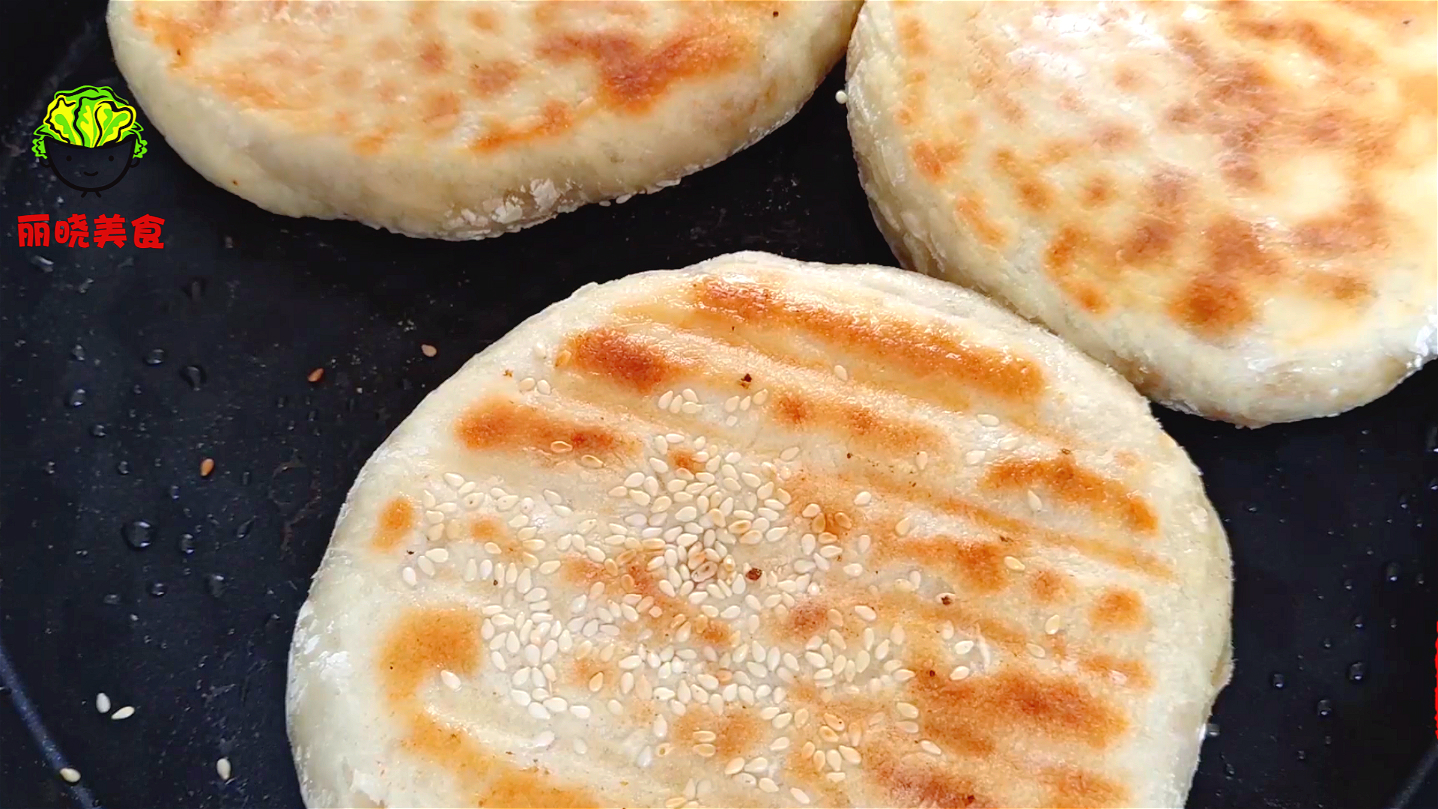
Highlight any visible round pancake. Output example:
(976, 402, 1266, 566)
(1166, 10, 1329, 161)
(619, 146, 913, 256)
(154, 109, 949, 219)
(846, 1, 1438, 426)
(107, 1, 860, 239)
(287, 252, 1232, 808)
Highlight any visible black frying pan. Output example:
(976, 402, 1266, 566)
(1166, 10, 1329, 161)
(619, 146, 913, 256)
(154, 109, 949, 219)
(2, 3, 1435, 808)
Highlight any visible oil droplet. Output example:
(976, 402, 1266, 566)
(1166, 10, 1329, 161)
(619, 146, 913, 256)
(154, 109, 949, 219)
(1383, 561, 1401, 582)
(102, 593, 121, 606)
(115, 461, 130, 475)
(1270, 673, 1285, 689)
(1347, 662, 1366, 683)
(1322, 638, 1332, 649)
(148, 582, 167, 597)
(70, 344, 86, 361)
(206, 574, 227, 598)
(122, 520, 154, 550)
(235, 518, 255, 539)
(1204, 723, 1220, 738)
(1296, 750, 1306, 761)
(144, 348, 166, 366)
(1390, 617, 1398, 629)
(90, 424, 107, 437)
(168, 485, 181, 500)
(43, 461, 55, 475)
(1342, 578, 1353, 591)
(1352, 615, 1364, 629)
(275, 395, 288, 408)
(1223, 762, 1236, 778)
(1316, 699, 1332, 717)
(180, 365, 206, 390)
(185, 277, 206, 301)
(30, 254, 54, 271)
(178, 533, 195, 556)
(67, 388, 87, 407)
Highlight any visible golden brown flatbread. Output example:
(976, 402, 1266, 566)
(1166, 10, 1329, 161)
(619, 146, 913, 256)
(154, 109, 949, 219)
(287, 252, 1232, 808)
(847, 1, 1437, 425)
(108, 1, 859, 238)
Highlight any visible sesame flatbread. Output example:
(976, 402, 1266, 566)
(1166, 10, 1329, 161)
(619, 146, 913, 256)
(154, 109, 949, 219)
(107, 1, 860, 239)
(286, 252, 1232, 808)
(846, 1, 1438, 426)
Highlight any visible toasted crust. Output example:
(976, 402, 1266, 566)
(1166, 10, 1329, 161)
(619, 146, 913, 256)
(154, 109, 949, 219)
(846, 1, 1438, 425)
(287, 253, 1232, 808)
(107, 1, 859, 238)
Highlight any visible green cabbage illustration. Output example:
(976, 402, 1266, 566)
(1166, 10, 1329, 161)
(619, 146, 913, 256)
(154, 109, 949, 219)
(31, 86, 148, 160)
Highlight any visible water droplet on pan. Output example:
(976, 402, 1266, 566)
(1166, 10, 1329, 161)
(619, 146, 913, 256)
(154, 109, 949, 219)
(122, 520, 153, 550)
(235, 518, 255, 539)
(1383, 561, 1401, 582)
(206, 574, 227, 598)
(90, 424, 107, 437)
(148, 582, 167, 597)
(1316, 699, 1333, 717)
(70, 344, 86, 361)
(1270, 673, 1285, 689)
(116, 461, 130, 475)
(180, 365, 206, 390)
(144, 348, 166, 366)
(67, 388, 87, 407)
(1347, 662, 1366, 683)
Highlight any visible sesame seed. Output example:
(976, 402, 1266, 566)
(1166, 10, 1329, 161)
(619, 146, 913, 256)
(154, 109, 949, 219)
(440, 670, 461, 690)
(853, 605, 877, 621)
(895, 516, 913, 536)
(1045, 615, 1062, 635)
(693, 744, 716, 757)
(834, 364, 848, 381)
(964, 450, 986, 466)
(853, 491, 872, 506)
(550, 440, 572, 453)
(537, 380, 552, 395)
(780, 447, 800, 461)
(59, 767, 81, 783)
(199, 457, 215, 477)
(920, 740, 943, 756)
(1027, 643, 1048, 659)
(916, 451, 928, 470)
(581, 454, 604, 468)
(954, 640, 975, 654)
(111, 706, 135, 720)
(658, 391, 674, 409)
(401, 567, 418, 586)
(896, 702, 919, 719)
(95, 692, 111, 714)
(977, 413, 1000, 427)
(791, 788, 811, 804)
(1004, 556, 1026, 571)
(306, 367, 324, 383)
(1027, 490, 1043, 511)
(724, 758, 745, 775)
(520, 377, 537, 392)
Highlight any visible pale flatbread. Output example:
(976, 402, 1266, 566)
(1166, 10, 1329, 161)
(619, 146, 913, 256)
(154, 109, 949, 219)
(107, 1, 859, 239)
(847, 1, 1438, 426)
(287, 252, 1232, 808)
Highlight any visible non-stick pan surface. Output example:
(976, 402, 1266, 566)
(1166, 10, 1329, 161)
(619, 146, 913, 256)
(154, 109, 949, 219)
(2, 5, 1435, 809)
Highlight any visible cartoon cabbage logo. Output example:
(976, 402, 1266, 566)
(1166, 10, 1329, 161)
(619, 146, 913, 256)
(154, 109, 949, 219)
(32, 86, 148, 196)
(33, 86, 148, 158)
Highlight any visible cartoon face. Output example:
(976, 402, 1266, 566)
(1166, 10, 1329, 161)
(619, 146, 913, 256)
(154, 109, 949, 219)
(45, 137, 138, 194)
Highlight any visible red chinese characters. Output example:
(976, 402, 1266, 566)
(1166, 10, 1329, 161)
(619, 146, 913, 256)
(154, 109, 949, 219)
(56, 213, 89, 248)
(17, 214, 49, 247)
(15, 213, 165, 248)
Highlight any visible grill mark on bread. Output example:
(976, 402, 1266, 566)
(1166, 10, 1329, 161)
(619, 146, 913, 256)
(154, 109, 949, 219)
(454, 396, 635, 460)
(686, 277, 1044, 404)
(371, 495, 416, 552)
(981, 455, 1159, 536)
(379, 608, 598, 808)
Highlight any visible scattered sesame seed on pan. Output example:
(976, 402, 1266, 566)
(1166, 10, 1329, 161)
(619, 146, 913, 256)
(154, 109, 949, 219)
(59, 767, 81, 784)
